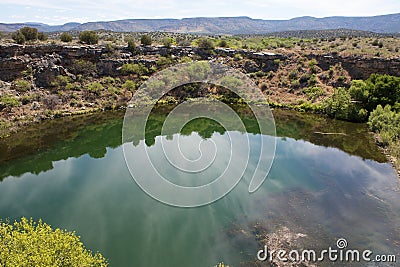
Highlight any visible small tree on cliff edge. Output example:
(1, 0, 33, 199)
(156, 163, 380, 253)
(79, 31, 99, 45)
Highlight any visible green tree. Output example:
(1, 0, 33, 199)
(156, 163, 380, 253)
(140, 34, 152, 46)
(162, 37, 174, 48)
(197, 38, 214, 50)
(126, 38, 136, 52)
(19, 27, 38, 41)
(324, 87, 350, 120)
(12, 31, 26, 44)
(37, 32, 48, 41)
(364, 74, 400, 111)
(79, 31, 99, 45)
(60, 32, 73, 42)
(0, 217, 108, 267)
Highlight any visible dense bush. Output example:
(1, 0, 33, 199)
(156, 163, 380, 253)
(140, 34, 152, 46)
(162, 37, 174, 48)
(122, 80, 137, 92)
(218, 40, 228, 47)
(14, 79, 32, 92)
(126, 38, 136, 52)
(0, 217, 107, 267)
(197, 38, 215, 50)
(323, 87, 367, 122)
(71, 60, 96, 75)
(324, 74, 400, 122)
(349, 74, 400, 112)
(11, 27, 45, 44)
(0, 95, 20, 109)
(120, 63, 148, 75)
(85, 82, 104, 94)
(11, 31, 26, 44)
(303, 86, 324, 101)
(37, 32, 48, 41)
(79, 31, 99, 44)
(60, 32, 73, 42)
(368, 105, 400, 144)
(19, 27, 38, 41)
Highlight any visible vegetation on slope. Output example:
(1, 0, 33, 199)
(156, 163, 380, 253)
(0, 217, 108, 267)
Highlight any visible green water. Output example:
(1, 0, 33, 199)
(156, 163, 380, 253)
(0, 107, 399, 267)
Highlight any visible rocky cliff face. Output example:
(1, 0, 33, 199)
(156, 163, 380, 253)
(0, 44, 398, 89)
(314, 54, 400, 80)
(0, 44, 284, 87)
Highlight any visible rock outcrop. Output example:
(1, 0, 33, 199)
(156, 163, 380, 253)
(0, 44, 399, 89)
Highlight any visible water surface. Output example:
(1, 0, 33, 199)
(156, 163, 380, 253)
(0, 107, 398, 267)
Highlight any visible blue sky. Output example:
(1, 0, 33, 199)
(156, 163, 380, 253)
(1, 0, 400, 25)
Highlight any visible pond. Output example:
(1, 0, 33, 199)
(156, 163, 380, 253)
(0, 106, 399, 267)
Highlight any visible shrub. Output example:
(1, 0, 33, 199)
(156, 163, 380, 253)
(324, 87, 368, 122)
(122, 80, 137, 92)
(308, 58, 318, 68)
(51, 75, 72, 87)
(156, 56, 174, 67)
(308, 74, 318, 86)
(120, 63, 148, 75)
(14, 79, 32, 92)
(37, 32, 48, 41)
(197, 38, 214, 50)
(85, 82, 104, 94)
(162, 37, 174, 48)
(218, 40, 228, 47)
(323, 87, 353, 121)
(71, 60, 96, 75)
(0, 95, 20, 109)
(371, 39, 380, 46)
(19, 27, 38, 41)
(363, 74, 400, 111)
(273, 59, 281, 66)
(60, 32, 73, 42)
(79, 31, 99, 45)
(0, 217, 107, 267)
(126, 38, 136, 52)
(368, 105, 400, 137)
(303, 86, 324, 101)
(140, 34, 152, 46)
(12, 31, 25, 44)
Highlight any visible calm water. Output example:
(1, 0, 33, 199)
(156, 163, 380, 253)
(0, 107, 399, 267)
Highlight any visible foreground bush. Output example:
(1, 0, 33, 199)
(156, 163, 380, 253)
(0, 217, 107, 267)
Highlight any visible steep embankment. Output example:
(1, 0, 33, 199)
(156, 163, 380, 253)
(0, 43, 399, 137)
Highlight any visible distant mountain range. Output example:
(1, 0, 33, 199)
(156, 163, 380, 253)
(1, 13, 399, 34)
